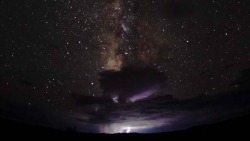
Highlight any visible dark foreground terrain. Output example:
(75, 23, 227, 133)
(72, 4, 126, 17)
(1, 113, 250, 140)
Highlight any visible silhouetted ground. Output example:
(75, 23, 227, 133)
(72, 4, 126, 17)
(1, 113, 250, 140)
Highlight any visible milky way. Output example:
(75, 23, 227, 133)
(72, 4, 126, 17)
(98, 0, 124, 71)
(96, 0, 166, 71)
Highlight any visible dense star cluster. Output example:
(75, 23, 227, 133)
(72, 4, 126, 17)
(1, 0, 250, 113)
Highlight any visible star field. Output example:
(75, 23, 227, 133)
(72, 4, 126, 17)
(0, 0, 250, 111)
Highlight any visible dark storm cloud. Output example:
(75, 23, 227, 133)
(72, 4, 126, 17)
(73, 90, 250, 133)
(72, 94, 114, 106)
(99, 66, 167, 103)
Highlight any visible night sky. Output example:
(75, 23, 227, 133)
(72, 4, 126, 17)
(1, 0, 250, 133)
